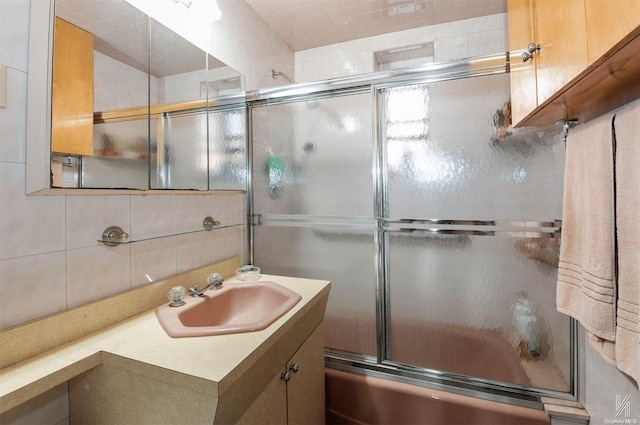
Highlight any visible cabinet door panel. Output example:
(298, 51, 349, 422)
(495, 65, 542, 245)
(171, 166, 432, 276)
(287, 323, 325, 425)
(51, 18, 94, 156)
(236, 370, 287, 425)
(508, 0, 538, 124)
(585, 0, 640, 63)
(534, 0, 588, 104)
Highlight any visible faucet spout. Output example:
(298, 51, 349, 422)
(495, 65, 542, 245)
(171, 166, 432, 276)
(189, 273, 224, 297)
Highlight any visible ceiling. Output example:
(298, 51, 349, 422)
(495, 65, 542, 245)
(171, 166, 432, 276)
(244, 0, 507, 51)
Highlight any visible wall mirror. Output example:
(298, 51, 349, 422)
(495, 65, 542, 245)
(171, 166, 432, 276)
(26, 0, 247, 194)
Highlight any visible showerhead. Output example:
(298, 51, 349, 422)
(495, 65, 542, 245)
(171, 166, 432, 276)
(271, 69, 296, 84)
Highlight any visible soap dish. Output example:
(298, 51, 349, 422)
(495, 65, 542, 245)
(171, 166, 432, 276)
(236, 265, 261, 281)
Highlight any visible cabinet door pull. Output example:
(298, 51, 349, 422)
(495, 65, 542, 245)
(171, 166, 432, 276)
(289, 363, 299, 373)
(521, 43, 541, 62)
(280, 371, 291, 382)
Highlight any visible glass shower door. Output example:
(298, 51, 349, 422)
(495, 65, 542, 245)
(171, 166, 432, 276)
(380, 74, 571, 392)
(251, 91, 377, 356)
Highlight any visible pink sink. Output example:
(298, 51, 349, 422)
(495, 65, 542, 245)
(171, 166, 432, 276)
(156, 281, 302, 338)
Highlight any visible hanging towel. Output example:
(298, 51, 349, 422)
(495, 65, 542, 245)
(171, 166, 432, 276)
(556, 111, 617, 363)
(612, 99, 640, 383)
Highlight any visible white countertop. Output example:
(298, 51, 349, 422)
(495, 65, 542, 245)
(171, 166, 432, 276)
(0, 273, 331, 414)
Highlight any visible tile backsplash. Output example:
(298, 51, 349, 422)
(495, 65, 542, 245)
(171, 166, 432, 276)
(0, 0, 247, 332)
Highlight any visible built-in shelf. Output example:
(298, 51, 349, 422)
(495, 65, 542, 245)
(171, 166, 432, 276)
(99, 217, 242, 246)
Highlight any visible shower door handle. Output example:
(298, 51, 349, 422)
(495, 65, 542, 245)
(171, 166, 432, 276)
(521, 43, 540, 62)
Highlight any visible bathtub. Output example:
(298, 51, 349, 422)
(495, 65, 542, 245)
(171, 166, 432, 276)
(325, 368, 550, 425)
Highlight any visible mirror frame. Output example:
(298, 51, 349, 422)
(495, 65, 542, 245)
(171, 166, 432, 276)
(25, 0, 246, 195)
(26, 0, 54, 195)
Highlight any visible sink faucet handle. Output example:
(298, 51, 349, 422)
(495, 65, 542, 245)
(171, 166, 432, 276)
(207, 272, 224, 288)
(189, 273, 224, 297)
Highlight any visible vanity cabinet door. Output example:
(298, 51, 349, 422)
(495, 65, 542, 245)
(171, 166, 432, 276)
(51, 17, 94, 156)
(286, 322, 325, 425)
(236, 370, 287, 425)
(236, 322, 325, 425)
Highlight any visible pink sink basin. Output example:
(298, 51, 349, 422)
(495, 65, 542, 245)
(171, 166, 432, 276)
(156, 281, 302, 338)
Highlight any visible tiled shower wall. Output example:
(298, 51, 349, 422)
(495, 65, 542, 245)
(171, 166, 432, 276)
(295, 13, 508, 82)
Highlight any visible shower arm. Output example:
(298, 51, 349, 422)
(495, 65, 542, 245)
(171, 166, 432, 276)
(271, 69, 296, 84)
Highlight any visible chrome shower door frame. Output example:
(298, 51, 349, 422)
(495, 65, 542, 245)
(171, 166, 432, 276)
(246, 53, 579, 409)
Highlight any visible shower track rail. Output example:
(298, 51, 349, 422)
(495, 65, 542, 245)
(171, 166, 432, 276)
(254, 214, 561, 239)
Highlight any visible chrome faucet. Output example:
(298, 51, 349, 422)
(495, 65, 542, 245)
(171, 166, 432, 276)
(189, 273, 224, 297)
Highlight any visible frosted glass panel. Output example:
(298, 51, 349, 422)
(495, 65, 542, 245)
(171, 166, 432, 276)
(81, 118, 152, 189)
(209, 108, 247, 190)
(388, 233, 570, 392)
(152, 112, 208, 190)
(254, 226, 377, 356)
(383, 74, 565, 221)
(252, 93, 373, 216)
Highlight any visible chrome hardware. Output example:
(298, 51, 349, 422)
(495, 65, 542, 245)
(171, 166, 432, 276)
(289, 363, 299, 373)
(280, 371, 291, 382)
(167, 286, 186, 307)
(101, 226, 129, 246)
(189, 273, 224, 297)
(556, 119, 579, 143)
(521, 43, 540, 62)
(203, 216, 220, 231)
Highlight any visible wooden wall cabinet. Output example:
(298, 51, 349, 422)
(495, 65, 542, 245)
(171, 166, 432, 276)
(508, 0, 588, 125)
(508, 0, 640, 127)
(584, 0, 640, 63)
(51, 18, 94, 156)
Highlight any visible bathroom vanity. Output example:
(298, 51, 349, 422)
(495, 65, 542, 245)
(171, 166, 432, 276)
(0, 258, 330, 424)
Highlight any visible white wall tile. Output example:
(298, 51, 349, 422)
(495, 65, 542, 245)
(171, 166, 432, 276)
(329, 55, 355, 78)
(295, 14, 505, 83)
(0, 252, 67, 329)
(353, 51, 375, 75)
(468, 14, 502, 33)
(211, 193, 244, 227)
(66, 196, 130, 250)
(210, 226, 244, 264)
(0, 68, 27, 163)
(130, 195, 177, 238)
(0, 162, 66, 259)
(0, 0, 31, 72)
(409, 25, 437, 44)
(435, 34, 469, 62)
(177, 195, 210, 232)
(66, 245, 131, 308)
(582, 330, 640, 423)
(130, 237, 177, 287)
(177, 232, 210, 274)
(436, 19, 468, 38)
(378, 31, 410, 51)
(468, 29, 504, 57)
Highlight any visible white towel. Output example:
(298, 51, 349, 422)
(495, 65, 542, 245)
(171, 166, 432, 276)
(613, 99, 640, 383)
(556, 112, 617, 363)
